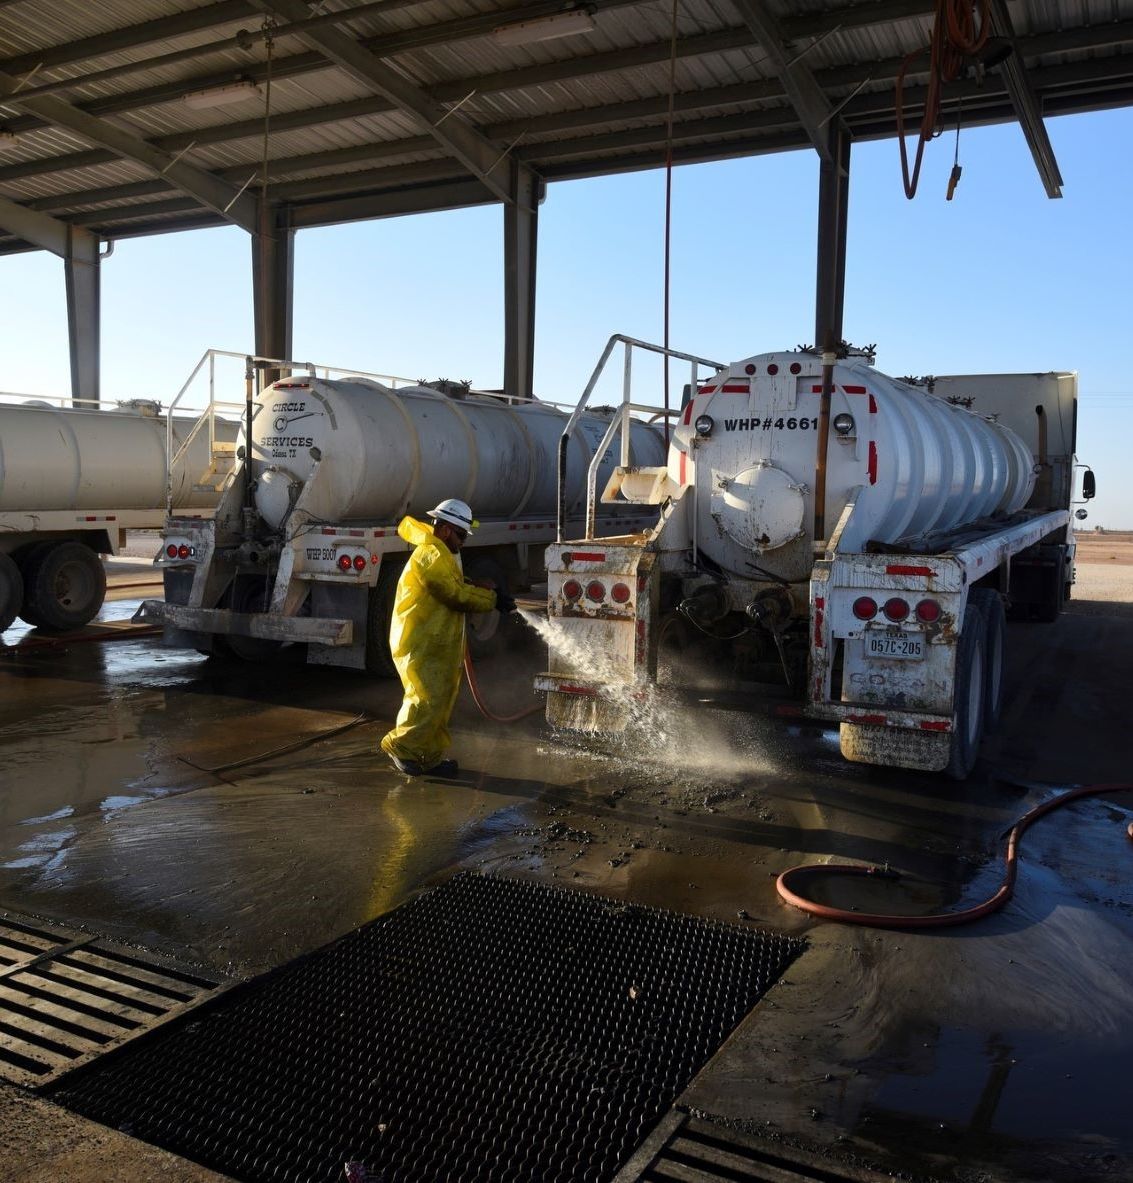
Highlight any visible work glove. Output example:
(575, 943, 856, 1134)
(495, 590, 517, 616)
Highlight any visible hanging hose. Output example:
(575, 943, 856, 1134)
(462, 644, 542, 724)
(896, 0, 990, 198)
(776, 782, 1133, 929)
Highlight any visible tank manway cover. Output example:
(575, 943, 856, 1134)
(50, 872, 804, 1183)
(710, 463, 806, 553)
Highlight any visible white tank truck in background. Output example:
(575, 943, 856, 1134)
(138, 350, 712, 670)
(535, 336, 1096, 778)
(0, 387, 238, 634)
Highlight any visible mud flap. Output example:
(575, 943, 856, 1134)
(840, 721, 950, 772)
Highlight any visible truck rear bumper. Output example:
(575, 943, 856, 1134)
(135, 599, 353, 645)
(804, 702, 952, 732)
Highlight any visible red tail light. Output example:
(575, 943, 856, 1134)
(611, 583, 631, 604)
(883, 597, 910, 622)
(852, 596, 877, 620)
(177, 544, 190, 559)
(337, 554, 352, 572)
(352, 554, 366, 572)
(586, 580, 606, 602)
(166, 544, 178, 558)
(915, 599, 941, 623)
(562, 579, 582, 601)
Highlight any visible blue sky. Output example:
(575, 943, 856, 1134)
(2, 106, 1130, 525)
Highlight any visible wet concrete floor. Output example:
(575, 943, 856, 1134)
(0, 568, 1130, 1182)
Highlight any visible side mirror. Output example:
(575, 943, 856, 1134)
(1082, 469, 1096, 500)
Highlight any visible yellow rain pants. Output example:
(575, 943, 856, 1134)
(379, 516, 497, 768)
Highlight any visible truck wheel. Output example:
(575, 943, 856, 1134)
(945, 603, 988, 781)
(21, 541, 107, 632)
(218, 576, 284, 662)
(0, 552, 23, 633)
(972, 589, 1006, 734)
(365, 560, 403, 677)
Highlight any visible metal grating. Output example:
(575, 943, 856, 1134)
(51, 873, 804, 1183)
(0, 912, 225, 1088)
(614, 1112, 898, 1183)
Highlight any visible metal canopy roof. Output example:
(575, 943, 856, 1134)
(0, 0, 1131, 255)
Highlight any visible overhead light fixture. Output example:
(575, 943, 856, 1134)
(493, 9, 596, 47)
(182, 78, 262, 110)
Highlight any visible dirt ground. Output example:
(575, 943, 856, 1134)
(0, 543, 1130, 1182)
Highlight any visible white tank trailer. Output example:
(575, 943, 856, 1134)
(142, 375, 668, 670)
(0, 401, 236, 634)
(537, 345, 1094, 778)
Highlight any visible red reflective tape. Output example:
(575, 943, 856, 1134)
(374, 529, 385, 537)
(107, 515, 116, 521)
(847, 714, 887, 725)
(719, 383, 749, 392)
(868, 440, 878, 485)
(811, 384, 823, 393)
(322, 527, 337, 535)
(681, 401, 695, 425)
(886, 564, 933, 576)
(868, 394, 878, 413)
(843, 384, 867, 394)
(813, 596, 825, 648)
(566, 552, 606, 562)
(919, 720, 951, 732)
(558, 684, 598, 696)
(697, 385, 717, 395)
(679, 451, 687, 486)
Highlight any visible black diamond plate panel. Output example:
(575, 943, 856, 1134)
(51, 873, 804, 1183)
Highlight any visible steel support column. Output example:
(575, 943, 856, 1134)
(503, 166, 543, 400)
(0, 193, 102, 404)
(815, 124, 851, 348)
(252, 201, 294, 383)
(65, 228, 100, 406)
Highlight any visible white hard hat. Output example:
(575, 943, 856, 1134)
(428, 498, 476, 534)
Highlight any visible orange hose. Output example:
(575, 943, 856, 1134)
(777, 782, 1133, 928)
(462, 644, 542, 724)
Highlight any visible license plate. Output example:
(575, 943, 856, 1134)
(865, 633, 924, 660)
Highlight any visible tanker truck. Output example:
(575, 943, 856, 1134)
(137, 355, 714, 669)
(0, 397, 237, 635)
(534, 337, 1095, 778)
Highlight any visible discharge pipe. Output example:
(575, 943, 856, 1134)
(813, 332, 837, 545)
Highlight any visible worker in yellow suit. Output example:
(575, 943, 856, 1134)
(380, 499, 515, 777)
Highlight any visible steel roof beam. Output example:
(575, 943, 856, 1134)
(0, 0, 930, 133)
(988, 0, 1062, 197)
(245, 0, 536, 208)
(730, 0, 842, 164)
(0, 70, 259, 232)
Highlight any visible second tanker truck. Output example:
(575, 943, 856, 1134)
(535, 337, 1094, 778)
(137, 352, 719, 671)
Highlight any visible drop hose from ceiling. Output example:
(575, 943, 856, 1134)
(776, 781, 1133, 928)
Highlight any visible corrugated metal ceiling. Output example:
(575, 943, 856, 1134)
(0, 0, 1131, 250)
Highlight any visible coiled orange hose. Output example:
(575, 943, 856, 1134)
(777, 782, 1133, 928)
(462, 644, 542, 724)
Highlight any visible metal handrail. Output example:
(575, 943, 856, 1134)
(556, 335, 725, 542)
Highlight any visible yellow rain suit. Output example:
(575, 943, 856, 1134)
(379, 516, 497, 768)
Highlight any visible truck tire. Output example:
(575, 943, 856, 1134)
(365, 560, 404, 677)
(945, 603, 988, 781)
(0, 552, 23, 633)
(971, 589, 1006, 734)
(216, 576, 285, 663)
(21, 541, 107, 632)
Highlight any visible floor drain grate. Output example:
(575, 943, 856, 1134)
(615, 1112, 897, 1183)
(0, 912, 225, 1088)
(51, 872, 804, 1183)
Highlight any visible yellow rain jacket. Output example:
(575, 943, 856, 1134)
(379, 516, 497, 768)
